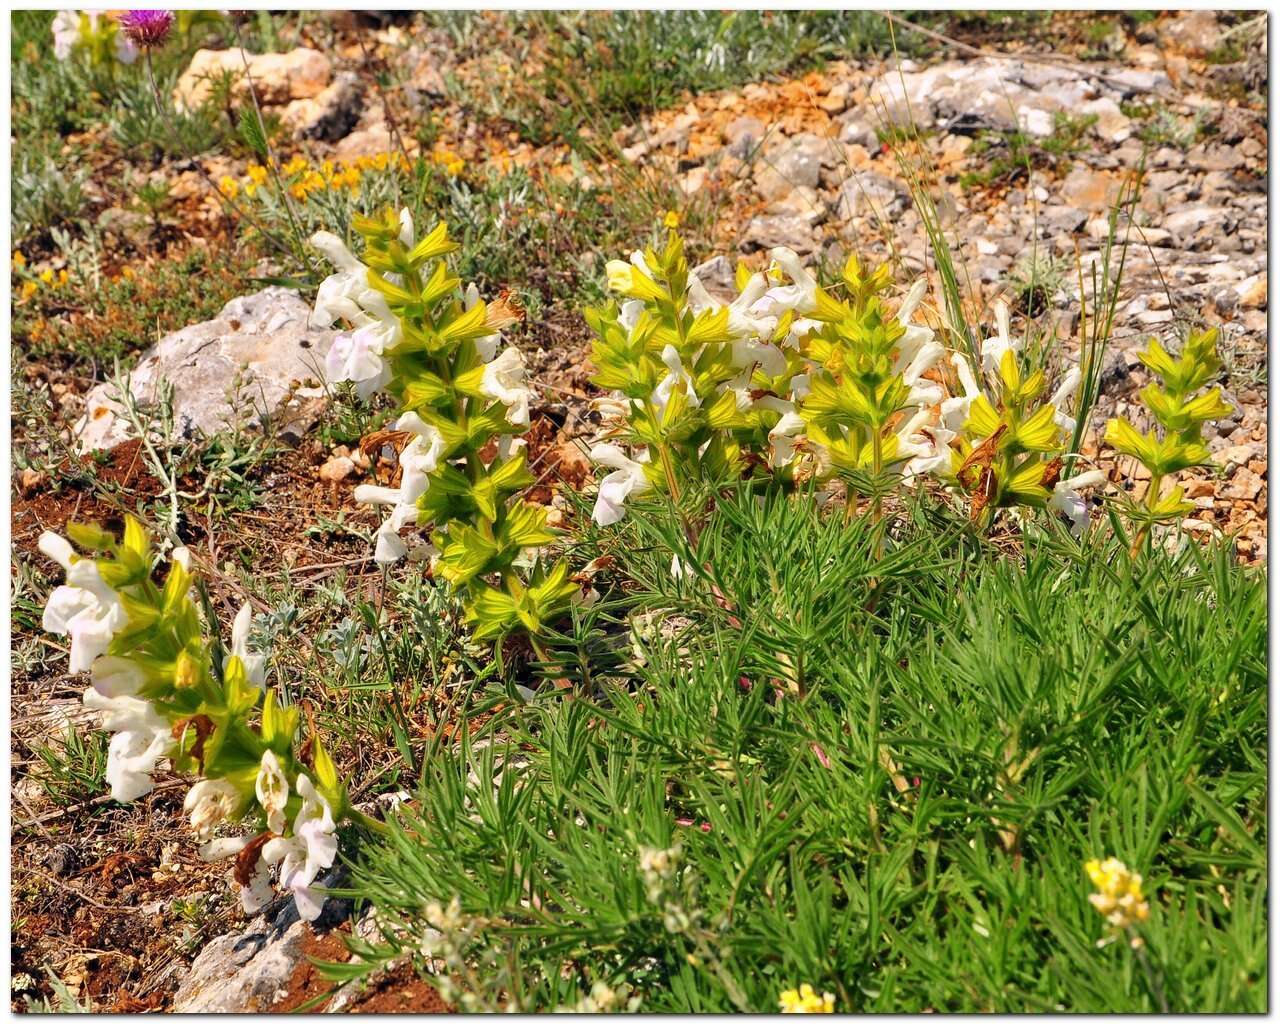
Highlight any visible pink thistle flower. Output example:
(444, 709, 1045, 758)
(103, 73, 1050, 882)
(117, 10, 174, 49)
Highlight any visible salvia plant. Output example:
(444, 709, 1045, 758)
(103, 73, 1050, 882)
(312, 208, 577, 648)
(37, 517, 369, 922)
(589, 228, 1102, 535)
(945, 299, 1102, 533)
(1104, 326, 1232, 539)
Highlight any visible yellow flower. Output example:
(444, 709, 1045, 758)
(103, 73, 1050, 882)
(247, 163, 268, 185)
(38, 268, 54, 286)
(57, 269, 68, 287)
(121, 266, 136, 281)
(218, 175, 238, 199)
(13, 250, 26, 269)
(20, 280, 37, 301)
(1085, 857, 1150, 939)
(663, 209, 681, 229)
(290, 182, 310, 201)
(283, 155, 308, 176)
(779, 985, 835, 1014)
(372, 152, 389, 170)
(245, 181, 258, 197)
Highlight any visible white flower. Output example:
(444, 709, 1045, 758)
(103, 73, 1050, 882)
(1048, 469, 1106, 536)
(896, 408, 957, 484)
(184, 778, 244, 839)
(589, 445, 651, 527)
(617, 298, 645, 335)
(758, 247, 819, 316)
(308, 231, 395, 332)
(39, 532, 127, 674)
(231, 603, 267, 687)
(940, 353, 983, 433)
(255, 750, 290, 834)
(82, 689, 171, 802)
(262, 774, 338, 922)
(90, 655, 147, 697)
(1050, 366, 1082, 436)
(325, 324, 394, 399)
(198, 836, 275, 914)
(463, 283, 502, 362)
(353, 412, 445, 564)
(479, 347, 533, 427)
(980, 300, 1022, 374)
(51, 10, 80, 59)
(652, 345, 700, 413)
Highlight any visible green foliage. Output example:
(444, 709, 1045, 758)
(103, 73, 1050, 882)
(31, 727, 108, 807)
(341, 488, 1266, 1012)
(436, 11, 922, 148)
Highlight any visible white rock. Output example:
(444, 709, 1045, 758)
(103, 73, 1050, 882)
(74, 288, 337, 453)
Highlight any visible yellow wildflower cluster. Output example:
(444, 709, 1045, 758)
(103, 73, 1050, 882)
(226, 151, 434, 203)
(1085, 857, 1150, 945)
(430, 147, 465, 176)
(779, 985, 835, 1014)
(17, 262, 69, 302)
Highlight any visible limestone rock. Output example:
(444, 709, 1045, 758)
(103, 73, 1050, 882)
(74, 288, 337, 453)
(690, 255, 737, 302)
(174, 47, 331, 111)
(281, 71, 364, 142)
(172, 879, 352, 1013)
(723, 115, 767, 159)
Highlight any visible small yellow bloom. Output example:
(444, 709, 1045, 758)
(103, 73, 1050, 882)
(57, 269, 68, 287)
(245, 181, 258, 197)
(283, 155, 308, 176)
(20, 280, 37, 301)
(247, 163, 268, 185)
(13, 250, 26, 269)
(218, 175, 238, 199)
(779, 984, 835, 1014)
(446, 158, 464, 176)
(38, 268, 54, 286)
(121, 266, 136, 281)
(663, 210, 681, 229)
(1085, 857, 1150, 938)
(290, 182, 309, 201)
(372, 152, 388, 171)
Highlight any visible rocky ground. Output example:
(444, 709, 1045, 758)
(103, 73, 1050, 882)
(10, 10, 1268, 1013)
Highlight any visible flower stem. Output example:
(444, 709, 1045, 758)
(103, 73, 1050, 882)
(142, 50, 295, 263)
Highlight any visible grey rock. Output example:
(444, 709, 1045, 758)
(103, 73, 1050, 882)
(690, 255, 737, 302)
(836, 110, 877, 148)
(835, 172, 907, 220)
(173, 869, 353, 1012)
(1187, 144, 1245, 172)
(723, 115, 767, 159)
(1038, 205, 1086, 235)
(74, 288, 337, 453)
(1160, 10, 1221, 58)
(286, 71, 364, 143)
(754, 132, 829, 199)
(741, 213, 817, 254)
(43, 843, 79, 877)
(1162, 206, 1232, 242)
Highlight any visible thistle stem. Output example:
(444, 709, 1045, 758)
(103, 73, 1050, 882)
(142, 50, 295, 262)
